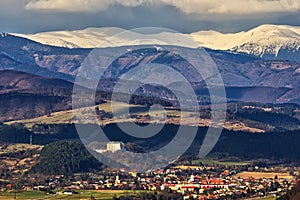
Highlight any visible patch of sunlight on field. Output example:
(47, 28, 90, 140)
(192, 158, 252, 167)
(5, 100, 261, 132)
(262, 197, 276, 200)
(234, 171, 294, 179)
(4, 101, 130, 128)
(0, 190, 148, 200)
(0, 191, 48, 200)
(5, 101, 185, 128)
(51, 190, 147, 200)
(0, 143, 43, 155)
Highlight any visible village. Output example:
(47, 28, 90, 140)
(1, 159, 298, 200)
(0, 141, 298, 199)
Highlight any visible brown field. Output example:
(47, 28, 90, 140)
(5, 101, 265, 133)
(0, 144, 43, 174)
(234, 171, 294, 179)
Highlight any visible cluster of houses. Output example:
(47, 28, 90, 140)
(7, 163, 296, 199)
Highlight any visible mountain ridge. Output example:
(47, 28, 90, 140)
(1, 32, 300, 108)
(12, 24, 300, 63)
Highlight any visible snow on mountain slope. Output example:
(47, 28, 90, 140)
(13, 27, 126, 48)
(191, 24, 300, 57)
(12, 24, 300, 62)
(13, 27, 198, 49)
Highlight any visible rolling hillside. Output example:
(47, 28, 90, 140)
(0, 70, 74, 121)
(0, 31, 299, 123)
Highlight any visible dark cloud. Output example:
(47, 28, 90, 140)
(0, 0, 299, 34)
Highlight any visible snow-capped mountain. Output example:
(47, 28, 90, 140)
(13, 27, 126, 48)
(1, 32, 300, 105)
(191, 24, 300, 61)
(12, 24, 300, 63)
(13, 27, 198, 49)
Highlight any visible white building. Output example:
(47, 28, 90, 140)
(107, 141, 125, 152)
(95, 141, 125, 153)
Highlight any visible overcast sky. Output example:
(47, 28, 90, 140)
(1, 0, 300, 34)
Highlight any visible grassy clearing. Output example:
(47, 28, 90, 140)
(5, 100, 264, 133)
(5, 101, 198, 129)
(0, 190, 147, 200)
(262, 197, 277, 200)
(5, 101, 171, 128)
(54, 190, 144, 200)
(0, 190, 48, 199)
(192, 157, 251, 167)
(234, 171, 294, 179)
(0, 144, 43, 155)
